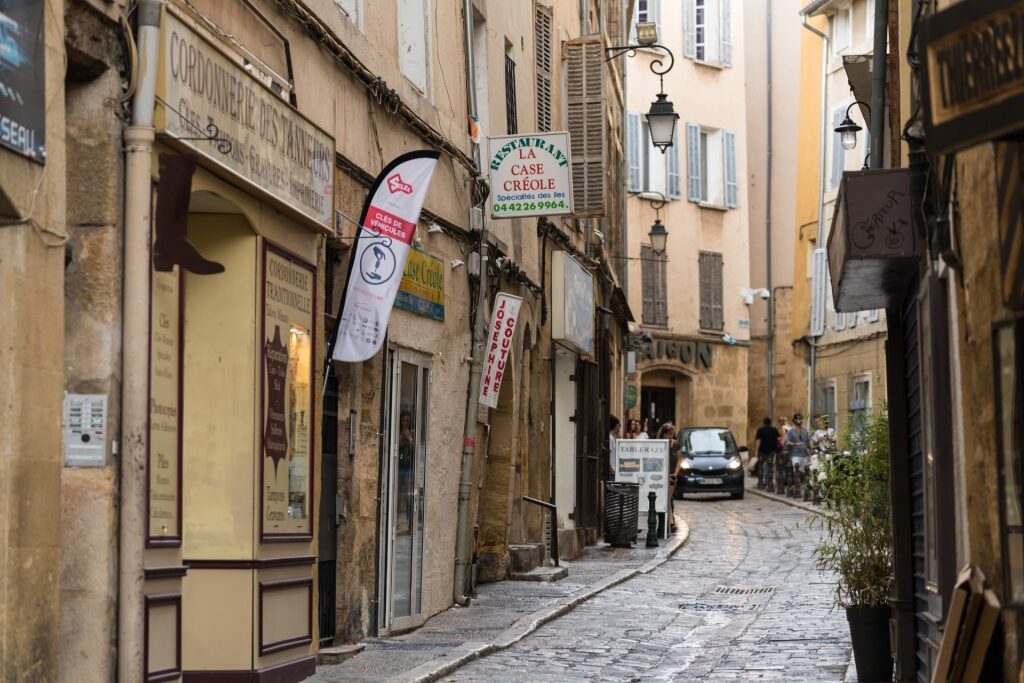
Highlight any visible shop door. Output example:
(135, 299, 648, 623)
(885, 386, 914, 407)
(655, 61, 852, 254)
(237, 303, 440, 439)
(641, 387, 676, 435)
(378, 349, 430, 634)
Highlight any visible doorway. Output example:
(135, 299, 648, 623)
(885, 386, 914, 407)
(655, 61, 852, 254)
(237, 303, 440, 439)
(378, 348, 430, 634)
(640, 386, 676, 435)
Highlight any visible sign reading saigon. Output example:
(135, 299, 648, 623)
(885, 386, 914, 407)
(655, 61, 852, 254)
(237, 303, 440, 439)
(157, 11, 334, 230)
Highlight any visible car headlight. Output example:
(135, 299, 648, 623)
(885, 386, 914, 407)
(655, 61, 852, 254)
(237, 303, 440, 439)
(726, 457, 742, 470)
(680, 459, 693, 470)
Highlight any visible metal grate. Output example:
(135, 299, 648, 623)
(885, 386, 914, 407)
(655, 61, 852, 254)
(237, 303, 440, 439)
(714, 585, 776, 596)
(368, 641, 453, 652)
(679, 601, 760, 612)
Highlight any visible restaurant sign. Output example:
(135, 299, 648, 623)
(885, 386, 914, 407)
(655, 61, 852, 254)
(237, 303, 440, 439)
(487, 133, 573, 219)
(395, 248, 445, 321)
(157, 10, 334, 230)
(921, 0, 1024, 154)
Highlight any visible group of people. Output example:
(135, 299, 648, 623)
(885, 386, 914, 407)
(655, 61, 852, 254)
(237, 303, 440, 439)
(607, 415, 681, 532)
(751, 412, 836, 501)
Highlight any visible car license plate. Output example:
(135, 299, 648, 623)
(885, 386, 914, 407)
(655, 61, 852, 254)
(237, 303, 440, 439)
(700, 477, 723, 485)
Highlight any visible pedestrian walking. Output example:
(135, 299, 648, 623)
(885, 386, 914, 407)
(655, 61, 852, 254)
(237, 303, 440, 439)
(783, 412, 811, 497)
(752, 417, 780, 481)
(657, 422, 679, 533)
(809, 415, 836, 502)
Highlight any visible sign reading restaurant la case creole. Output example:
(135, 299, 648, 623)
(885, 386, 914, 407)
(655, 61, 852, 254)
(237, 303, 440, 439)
(157, 10, 334, 229)
(262, 243, 316, 537)
(479, 293, 522, 409)
(488, 133, 573, 219)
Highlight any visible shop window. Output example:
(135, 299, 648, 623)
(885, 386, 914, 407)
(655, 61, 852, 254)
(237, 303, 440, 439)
(398, 0, 429, 93)
(641, 244, 668, 327)
(699, 251, 724, 331)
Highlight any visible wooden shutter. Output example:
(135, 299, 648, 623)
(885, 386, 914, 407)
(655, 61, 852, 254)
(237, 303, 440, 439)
(830, 108, 845, 188)
(642, 244, 656, 324)
(566, 37, 606, 216)
(686, 122, 701, 202)
(628, 111, 642, 192)
(655, 250, 667, 325)
(667, 128, 681, 198)
(683, 0, 696, 58)
(724, 129, 738, 208)
(699, 251, 723, 330)
(720, 0, 732, 66)
(535, 6, 553, 132)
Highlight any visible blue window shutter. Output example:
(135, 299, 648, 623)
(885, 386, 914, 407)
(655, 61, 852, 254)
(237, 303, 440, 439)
(667, 128, 681, 198)
(683, 0, 695, 58)
(724, 129, 738, 208)
(628, 111, 641, 192)
(721, 0, 733, 66)
(686, 123, 700, 202)
(831, 108, 845, 189)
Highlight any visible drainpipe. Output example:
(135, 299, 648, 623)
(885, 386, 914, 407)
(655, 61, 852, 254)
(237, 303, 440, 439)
(800, 13, 828, 421)
(454, 0, 486, 607)
(765, 0, 774, 420)
(869, 0, 888, 169)
(120, 0, 162, 680)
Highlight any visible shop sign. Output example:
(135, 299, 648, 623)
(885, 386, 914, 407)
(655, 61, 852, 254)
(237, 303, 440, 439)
(0, 1, 45, 162)
(148, 263, 182, 544)
(638, 336, 713, 370)
(921, 0, 1024, 154)
(614, 439, 670, 515)
(262, 243, 316, 539)
(395, 248, 445, 321)
(331, 151, 440, 363)
(157, 11, 334, 230)
(551, 251, 594, 355)
(479, 293, 522, 409)
(487, 133, 573, 219)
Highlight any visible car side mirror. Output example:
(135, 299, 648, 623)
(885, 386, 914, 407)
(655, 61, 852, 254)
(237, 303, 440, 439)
(738, 445, 749, 452)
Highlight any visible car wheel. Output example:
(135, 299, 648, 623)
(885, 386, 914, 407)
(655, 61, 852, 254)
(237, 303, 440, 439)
(730, 489, 744, 500)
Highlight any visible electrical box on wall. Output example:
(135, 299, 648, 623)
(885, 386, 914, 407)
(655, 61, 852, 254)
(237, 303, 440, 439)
(63, 394, 108, 467)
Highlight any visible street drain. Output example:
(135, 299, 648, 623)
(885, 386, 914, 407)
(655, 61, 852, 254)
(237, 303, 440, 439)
(678, 601, 759, 612)
(713, 585, 776, 596)
(369, 642, 452, 651)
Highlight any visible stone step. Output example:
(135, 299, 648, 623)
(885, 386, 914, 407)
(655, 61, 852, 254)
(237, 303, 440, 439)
(507, 543, 544, 573)
(509, 565, 569, 582)
(317, 643, 365, 666)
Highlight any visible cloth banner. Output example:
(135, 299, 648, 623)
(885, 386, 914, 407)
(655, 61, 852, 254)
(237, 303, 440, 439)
(332, 151, 440, 362)
(479, 293, 522, 409)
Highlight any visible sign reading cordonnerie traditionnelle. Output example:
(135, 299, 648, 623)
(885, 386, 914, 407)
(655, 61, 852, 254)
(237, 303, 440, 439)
(921, 0, 1024, 154)
(488, 133, 574, 219)
(157, 10, 334, 230)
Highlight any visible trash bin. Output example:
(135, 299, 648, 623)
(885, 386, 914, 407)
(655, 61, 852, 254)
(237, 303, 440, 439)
(604, 483, 640, 548)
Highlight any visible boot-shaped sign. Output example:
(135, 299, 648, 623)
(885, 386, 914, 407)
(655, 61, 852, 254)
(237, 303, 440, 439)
(154, 154, 225, 275)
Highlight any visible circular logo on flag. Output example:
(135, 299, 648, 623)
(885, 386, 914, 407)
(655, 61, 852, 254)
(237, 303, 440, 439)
(359, 240, 397, 285)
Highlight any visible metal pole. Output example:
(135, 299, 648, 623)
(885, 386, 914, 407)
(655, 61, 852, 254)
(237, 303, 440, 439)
(453, 0, 484, 606)
(765, 0, 775, 421)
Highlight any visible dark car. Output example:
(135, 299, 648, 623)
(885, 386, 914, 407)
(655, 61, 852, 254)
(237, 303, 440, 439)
(674, 427, 748, 500)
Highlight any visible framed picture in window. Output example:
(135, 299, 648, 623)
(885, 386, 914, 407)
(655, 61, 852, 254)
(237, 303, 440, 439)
(993, 317, 1024, 608)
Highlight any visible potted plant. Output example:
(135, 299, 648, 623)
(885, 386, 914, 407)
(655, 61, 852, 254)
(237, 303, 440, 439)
(811, 406, 894, 682)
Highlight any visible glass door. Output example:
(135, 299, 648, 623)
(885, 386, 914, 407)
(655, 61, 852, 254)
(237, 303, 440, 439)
(379, 348, 430, 634)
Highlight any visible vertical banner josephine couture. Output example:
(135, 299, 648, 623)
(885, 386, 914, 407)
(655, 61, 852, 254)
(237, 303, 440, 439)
(479, 293, 522, 409)
(332, 151, 441, 362)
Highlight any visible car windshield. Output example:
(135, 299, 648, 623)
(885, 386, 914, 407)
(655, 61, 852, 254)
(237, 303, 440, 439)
(680, 429, 735, 455)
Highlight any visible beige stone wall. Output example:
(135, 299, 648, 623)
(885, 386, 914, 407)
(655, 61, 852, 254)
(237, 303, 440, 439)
(0, 1, 67, 680)
(813, 335, 886, 438)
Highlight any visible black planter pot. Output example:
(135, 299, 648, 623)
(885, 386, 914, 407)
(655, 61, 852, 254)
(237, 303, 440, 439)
(846, 605, 893, 682)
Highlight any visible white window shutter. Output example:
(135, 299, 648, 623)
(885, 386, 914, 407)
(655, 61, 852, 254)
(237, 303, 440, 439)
(566, 38, 606, 216)
(686, 123, 701, 202)
(650, 0, 661, 32)
(831, 108, 845, 189)
(667, 128, 681, 198)
(628, 111, 641, 192)
(720, 0, 732, 67)
(629, 0, 638, 43)
(834, 309, 847, 331)
(683, 0, 696, 58)
(724, 129, 738, 208)
(810, 248, 826, 336)
(867, 308, 880, 322)
(849, 311, 858, 328)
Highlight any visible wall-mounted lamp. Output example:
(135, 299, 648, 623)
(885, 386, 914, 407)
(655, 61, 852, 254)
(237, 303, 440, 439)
(834, 101, 871, 155)
(606, 34, 677, 153)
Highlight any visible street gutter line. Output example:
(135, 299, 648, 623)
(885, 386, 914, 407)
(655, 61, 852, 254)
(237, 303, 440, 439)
(395, 518, 692, 683)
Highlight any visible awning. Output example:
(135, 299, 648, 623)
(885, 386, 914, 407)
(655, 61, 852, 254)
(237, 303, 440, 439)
(842, 55, 874, 124)
(610, 286, 634, 324)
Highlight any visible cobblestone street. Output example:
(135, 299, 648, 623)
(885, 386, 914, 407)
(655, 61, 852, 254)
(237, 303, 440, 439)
(442, 493, 851, 682)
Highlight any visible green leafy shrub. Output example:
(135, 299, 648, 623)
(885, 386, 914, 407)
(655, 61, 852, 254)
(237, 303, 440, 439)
(811, 405, 893, 609)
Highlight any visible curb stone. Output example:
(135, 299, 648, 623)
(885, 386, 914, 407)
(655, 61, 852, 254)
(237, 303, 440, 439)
(395, 517, 691, 683)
